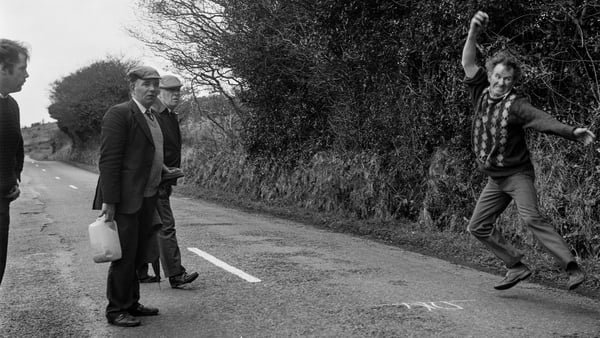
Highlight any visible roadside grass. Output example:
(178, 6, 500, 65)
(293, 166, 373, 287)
(174, 183, 600, 300)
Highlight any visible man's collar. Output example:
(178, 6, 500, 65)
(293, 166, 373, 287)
(151, 98, 171, 114)
(0, 93, 9, 99)
(132, 97, 150, 113)
(484, 87, 512, 101)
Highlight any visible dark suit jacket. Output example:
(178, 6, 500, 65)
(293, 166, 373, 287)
(92, 100, 156, 214)
(151, 99, 181, 168)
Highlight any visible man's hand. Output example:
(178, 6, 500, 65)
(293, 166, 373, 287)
(469, 11, 489, 36)
(100, 203, 116, 222)
(574, 128, 596, 145)
(5, 184, 20, 202)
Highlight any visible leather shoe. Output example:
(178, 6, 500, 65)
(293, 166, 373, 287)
(170, 271, 199, 289)
(494, 264, 532, 290)
(107, 313, 141, 327)
(567, 267, 585, 290)
(129, 304, 159, 316)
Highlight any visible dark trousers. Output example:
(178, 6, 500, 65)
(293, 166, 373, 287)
(468, 172, 575, 270)
(0, 198, 9, 285)
(156, 185, 185, 278)
(106, 195, 157, 316)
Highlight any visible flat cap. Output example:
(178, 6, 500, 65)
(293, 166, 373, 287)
(127, 65, 161, 80)
(159, 75, 183, 89)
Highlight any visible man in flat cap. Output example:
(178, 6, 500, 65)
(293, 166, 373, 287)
(92, 65, 164, 327)
(148, 74, 199, 289)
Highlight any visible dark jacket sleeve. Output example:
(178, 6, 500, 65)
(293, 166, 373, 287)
(98, 105, 129, 204)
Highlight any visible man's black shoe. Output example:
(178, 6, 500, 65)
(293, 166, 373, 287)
(169, 271, 199, 289)
(107, 313, 141, 327)
(567, 267, 585, 290)
(494, 264, 532, 290)
(129, 304, 159, 316)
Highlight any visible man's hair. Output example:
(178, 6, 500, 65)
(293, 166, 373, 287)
(485, 51, 522, 83)
(0, 39, 29, 72)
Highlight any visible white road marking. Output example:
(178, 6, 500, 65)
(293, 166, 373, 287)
(188, 247, 261, 283)
(55, 177, 61, 180)
(374, 299, 475, 312)
(69, 185, 78, 190)
(41, 169, 46, 172)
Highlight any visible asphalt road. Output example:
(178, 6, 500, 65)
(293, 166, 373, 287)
(0, 159, 599, 337)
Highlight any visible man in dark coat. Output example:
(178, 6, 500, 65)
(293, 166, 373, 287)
(92, 65, 164, 327)
(0, 39, 28, 286)
(151, 75, 198, 288)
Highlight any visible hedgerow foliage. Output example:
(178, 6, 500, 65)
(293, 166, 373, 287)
(136, 0, 600, 256)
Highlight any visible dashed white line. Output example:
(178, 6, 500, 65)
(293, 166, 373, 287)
(55, 177, 61, 180)
(69, 185, 78, 190)
(188, 247, 261, 283)
(41, 169, 46, 172)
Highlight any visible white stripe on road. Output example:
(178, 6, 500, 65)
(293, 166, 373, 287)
(188, 247, 261, 283)
(41, 169, 46, 172)
(69, 185, 78, 190)
(55, 177, 61, 180)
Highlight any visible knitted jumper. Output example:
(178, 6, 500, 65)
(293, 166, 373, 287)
(0, 95, 23, 195)
(465, 67, 577, 177)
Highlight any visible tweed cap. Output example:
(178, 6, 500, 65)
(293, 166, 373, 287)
(127, 65, 161, 81)
(159, 75, 183, 89)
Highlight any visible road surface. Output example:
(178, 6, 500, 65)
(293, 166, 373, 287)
(0, 159, 599, 337)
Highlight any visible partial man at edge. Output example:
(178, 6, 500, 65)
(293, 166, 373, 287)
(0, 39, 28, 286)
(461, 11, 595, 291)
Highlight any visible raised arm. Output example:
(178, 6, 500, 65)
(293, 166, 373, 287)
(462, 11, 489, 78)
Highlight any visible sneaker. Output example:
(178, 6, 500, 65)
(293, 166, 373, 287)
(169, 271, 199, 289)
(494, 264, 532, 290)
(567, 267, 585, 290)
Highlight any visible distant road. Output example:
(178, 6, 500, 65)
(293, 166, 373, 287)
(1, 159, 599, 337)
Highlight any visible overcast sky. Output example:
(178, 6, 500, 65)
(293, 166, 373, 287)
(1, 0, 169, 126)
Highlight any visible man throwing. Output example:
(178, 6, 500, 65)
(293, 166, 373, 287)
(462, 11, 595, 291)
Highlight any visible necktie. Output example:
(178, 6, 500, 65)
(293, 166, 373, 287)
(145, 109, 154, 121)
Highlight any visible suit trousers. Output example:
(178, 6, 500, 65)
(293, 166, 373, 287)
(0, 198, 9, 285)
(156, 184, 185, 278)
(468, 172, 575, 270)
(106, 195, 157, 316)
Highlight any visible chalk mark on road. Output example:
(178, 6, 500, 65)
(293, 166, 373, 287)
(374, 299, 474, 312)
(188, 247, 261, 283)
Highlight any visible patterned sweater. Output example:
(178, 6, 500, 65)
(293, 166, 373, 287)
(0, 95, 24, 195)
(465, 67, 577, 177)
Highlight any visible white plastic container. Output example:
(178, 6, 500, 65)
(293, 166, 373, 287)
(88, 217, 122, 263)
